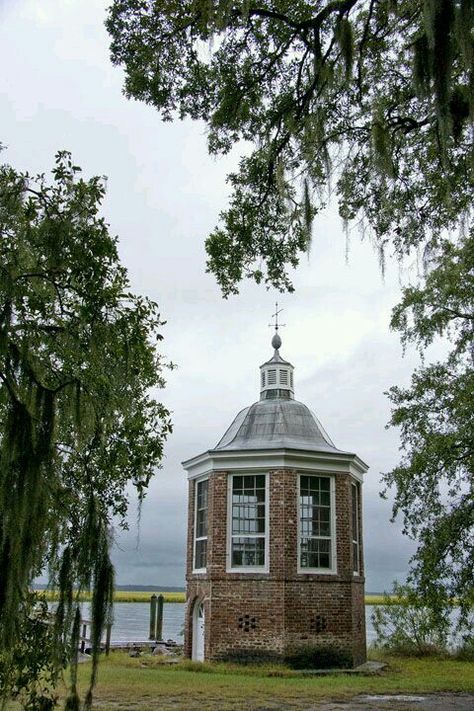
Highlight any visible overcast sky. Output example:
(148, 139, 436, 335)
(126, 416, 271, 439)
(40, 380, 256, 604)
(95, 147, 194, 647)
(1, 0, 428, 591)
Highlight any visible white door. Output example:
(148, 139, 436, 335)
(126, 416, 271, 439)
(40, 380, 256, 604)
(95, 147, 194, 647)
(192, 601, 205, 661)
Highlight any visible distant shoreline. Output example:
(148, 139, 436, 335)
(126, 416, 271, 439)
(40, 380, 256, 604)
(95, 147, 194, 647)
(34, 583, 185, 593)
(34, 589, 389, 605)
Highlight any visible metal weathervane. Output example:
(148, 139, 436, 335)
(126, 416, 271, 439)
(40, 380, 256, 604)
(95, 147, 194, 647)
(269, 301, 286, 332)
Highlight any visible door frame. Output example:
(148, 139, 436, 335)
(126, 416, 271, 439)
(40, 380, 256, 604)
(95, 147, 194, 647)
(191, 598, 205, 661)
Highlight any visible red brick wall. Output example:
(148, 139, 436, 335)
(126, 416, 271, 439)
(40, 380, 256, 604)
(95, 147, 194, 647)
(185, 468, 366, 666)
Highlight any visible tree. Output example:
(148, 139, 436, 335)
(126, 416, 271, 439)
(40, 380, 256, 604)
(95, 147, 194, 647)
(371, 581, 450, 655)
(0, 151, 172, 709)
(383, 232, 474, 625)
(107, 0, 473, 294)
(106, 1, 473, 613)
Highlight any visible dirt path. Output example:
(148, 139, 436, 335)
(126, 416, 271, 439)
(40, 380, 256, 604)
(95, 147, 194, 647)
(310, 694, 474, 710)
(92, 693, 474, 710)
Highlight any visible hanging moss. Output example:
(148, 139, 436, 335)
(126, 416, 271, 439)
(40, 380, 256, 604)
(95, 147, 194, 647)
(63, 608, 81, 711)
(371, 109, 394, 178)
(302, 178, 313, 250)
(335, 16, 354, 80)
(413, 33, 432, 97)
(0, 391, 54, 650)
(80, 496, 115, 710)
(449, 85, 471, 142)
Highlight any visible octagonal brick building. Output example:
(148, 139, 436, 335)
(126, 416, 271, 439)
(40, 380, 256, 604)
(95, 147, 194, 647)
(182, 331, 368, 666)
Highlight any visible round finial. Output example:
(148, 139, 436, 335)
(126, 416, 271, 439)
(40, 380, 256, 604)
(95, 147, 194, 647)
(271, 332, 282, 350)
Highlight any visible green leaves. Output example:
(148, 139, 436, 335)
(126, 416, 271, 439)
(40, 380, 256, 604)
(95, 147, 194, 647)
(0, 152, 172, 708)
(384, 230, 474, 624)
(371, 581, 450, 655)
(108, 0, 473, 293)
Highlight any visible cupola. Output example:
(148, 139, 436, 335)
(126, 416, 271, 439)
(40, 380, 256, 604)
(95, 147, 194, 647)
(259, 331, 295, 400)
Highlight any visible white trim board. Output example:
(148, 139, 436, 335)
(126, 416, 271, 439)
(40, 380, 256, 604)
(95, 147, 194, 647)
(183, 448, 368, 482)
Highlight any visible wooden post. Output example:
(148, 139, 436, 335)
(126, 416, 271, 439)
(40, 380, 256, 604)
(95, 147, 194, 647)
(156, 594, 164, 641)
(149, 594, 157, 640)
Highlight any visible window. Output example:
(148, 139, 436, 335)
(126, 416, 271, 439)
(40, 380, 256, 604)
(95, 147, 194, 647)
(229, 474, 267, 569)
(299, 475, 334, 571)
(194, 479, 208, 571)
(351, 482, 360, 574)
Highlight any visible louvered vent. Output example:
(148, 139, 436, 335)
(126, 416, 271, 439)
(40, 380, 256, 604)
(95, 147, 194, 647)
(261, 371, 265, 387)
(290, 371, 294, 388)
(280, 370, 288, 385)
(268, 369, 277, 385)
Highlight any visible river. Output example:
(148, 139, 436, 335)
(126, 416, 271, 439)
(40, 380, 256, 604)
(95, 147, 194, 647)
(80, 602, 379, 645)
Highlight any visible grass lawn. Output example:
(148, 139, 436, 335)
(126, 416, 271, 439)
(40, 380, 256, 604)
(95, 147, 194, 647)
(5, 652, 473, 710)
(7, 652, 463, 711)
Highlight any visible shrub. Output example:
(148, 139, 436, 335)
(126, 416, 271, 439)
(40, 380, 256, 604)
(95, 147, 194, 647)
(284, 642, 352, 669)
(453, 634, 474, 661)
(0, 593, 62, 710)
(371, 582, 449, 656)
(216, 649, 281, 665)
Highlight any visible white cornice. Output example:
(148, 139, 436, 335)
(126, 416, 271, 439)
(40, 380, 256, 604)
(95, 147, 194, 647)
(182, 448, 368, 482)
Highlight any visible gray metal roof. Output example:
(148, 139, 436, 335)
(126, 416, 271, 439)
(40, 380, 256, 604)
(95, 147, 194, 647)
(213, 398, 348, 454)
(260, 350, 292, 367)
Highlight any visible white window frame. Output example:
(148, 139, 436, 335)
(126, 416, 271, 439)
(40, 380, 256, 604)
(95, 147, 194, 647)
(351, 481, 360, 576)
(297, 473, 337, 575)
(226, 472, 269, 573)
(193, 476, 209, 573)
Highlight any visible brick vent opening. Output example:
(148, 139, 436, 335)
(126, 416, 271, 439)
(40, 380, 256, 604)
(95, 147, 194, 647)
(238, 615, 258, 632)
(310, 615, 327, 634)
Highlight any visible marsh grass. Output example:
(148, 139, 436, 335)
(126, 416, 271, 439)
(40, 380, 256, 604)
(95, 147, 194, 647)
(36, 590, 186, 603)
(36, 591, 391, 605)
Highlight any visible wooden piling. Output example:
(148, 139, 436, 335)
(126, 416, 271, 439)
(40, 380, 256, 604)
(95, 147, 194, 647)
(149, 594, 157, 640)
(156, 594, 164, 641)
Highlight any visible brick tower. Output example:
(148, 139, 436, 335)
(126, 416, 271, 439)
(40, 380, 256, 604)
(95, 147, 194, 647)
(183, 327, 368, 667)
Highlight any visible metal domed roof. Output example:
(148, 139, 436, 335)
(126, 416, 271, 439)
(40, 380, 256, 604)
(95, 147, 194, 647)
(213, 398, 346, 454)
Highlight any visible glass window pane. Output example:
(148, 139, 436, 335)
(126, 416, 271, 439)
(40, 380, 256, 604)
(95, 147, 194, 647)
(299, 475, 332, 569)
(194, 480, 208, 569)
(352, 482, 360, 572)
(320, 491, 330, 506)
(195, 539, 207, 569)
(231, 537, 265, 567)
(231, 475, 266, 564)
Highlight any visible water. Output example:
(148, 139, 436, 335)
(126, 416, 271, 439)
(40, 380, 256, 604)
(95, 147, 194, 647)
(80, 602, 378, 644)
(80, 602, 185, 642)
